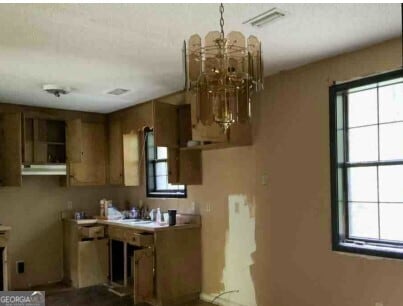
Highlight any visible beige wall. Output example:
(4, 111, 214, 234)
(0, 37, 401, 305)
(120, 38, 403, 306)
(0, 176, 120, 289)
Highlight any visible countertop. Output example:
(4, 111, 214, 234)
(0, 225, 11, 232)
(66, 218, 200, 232)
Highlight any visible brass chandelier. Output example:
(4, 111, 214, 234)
(185, 3, 263, 131)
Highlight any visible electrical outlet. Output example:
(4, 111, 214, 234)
(67, 201, 73, 210)
(375, 302, 384, 306)
(16, 261, 24, 274)
(205, 203, 211, 213)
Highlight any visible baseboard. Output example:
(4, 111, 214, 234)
(200, 292, 246, 306)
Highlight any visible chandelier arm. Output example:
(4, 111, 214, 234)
(219, 3, 225, 38)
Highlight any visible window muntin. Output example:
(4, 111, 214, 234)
(330, 69, 403, 258)
(145, 130, 186, 198)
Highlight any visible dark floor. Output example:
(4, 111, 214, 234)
(43, 285, 213, 306)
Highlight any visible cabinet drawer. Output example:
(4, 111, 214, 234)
(0, 232, 9, 247)
(107, 226, 153, 247)
(0, 237, 7, 247)
(126, 232, 154, 247)
(107, 226, 125, 241)
(80, 226, 105, 239)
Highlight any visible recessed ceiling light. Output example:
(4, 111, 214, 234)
(243, 8, 286, 28)
(107, 88, 130, 96)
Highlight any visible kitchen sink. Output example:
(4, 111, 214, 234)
(114, 219, 153, 224)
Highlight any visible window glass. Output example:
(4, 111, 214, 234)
(380, 203, 403, 241)
(379, 83, 403, 123)
(378, 165, 403, 202)
(331, 70, 403, 258)
(145, 130, 186, 198)
(348, 126, 378, 162)
(348, 88, 377, 128)
(379, 122, 403, 161)
(348, 202, 379, 239)
(347, 167, 378, 202)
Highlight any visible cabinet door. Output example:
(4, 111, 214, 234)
(78, 239, 109, 288)
(133, 248, 154, 304)
(0, 113, 22, 186)
(22, 116, 33, 164)
(167, 149, 202, 185)
(108, 118, 123, 185)
(178, 104, 192, 147)
(33, 119, 48, 163)
(167, 148, 179, 184)
(153, 101, 178, 147)
(66, 119, 82, 163)
(69, 122, 106, 186)
(123, 132, 140, 186)
(179, 150, 202, 185)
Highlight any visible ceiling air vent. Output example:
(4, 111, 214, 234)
(243, 8, 285, 28)
(107, 88, 130, 96)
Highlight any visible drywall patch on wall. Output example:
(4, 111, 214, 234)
(219, 194, 257, 306)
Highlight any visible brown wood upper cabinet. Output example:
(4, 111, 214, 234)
(153, 101, 202, 185)
(22, 117, 66, 164)
(67, 119, 107, 186)
(107, 100, 203, 186)
(108, 117, 123, 185)
(108, 115, 140, 186)
(0, 113, 22, 186)
(152, 100, 178, 147)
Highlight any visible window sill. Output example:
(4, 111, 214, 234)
(147, 192, 187, 199)
(334, 240, 403, 260)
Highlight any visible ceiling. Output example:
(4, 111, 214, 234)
(0, 3, 400, 113)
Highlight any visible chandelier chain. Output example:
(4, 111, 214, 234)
(219, 3, 225, 38)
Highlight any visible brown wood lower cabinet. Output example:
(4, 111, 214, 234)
(63, 222, 109, 288)
(154, 228, 202, 306)
(63, 221, 201, 306)
(77, 239, 109, 288)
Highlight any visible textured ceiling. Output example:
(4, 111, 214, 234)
(0, 3, 400, 113)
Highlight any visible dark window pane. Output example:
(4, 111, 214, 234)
(147, 147, 155, 160)
(337, 168, 345, 202)
(336, 94, 344, 129)
(148, 175, 155, 190)
(336, 130, 345, 163)
(147, 132, 154, 147)
(147, 163, 154, 177)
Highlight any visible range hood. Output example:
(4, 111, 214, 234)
(21, 164, 67, 176)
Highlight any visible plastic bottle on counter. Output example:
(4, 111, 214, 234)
(156, 208, 162, 225)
